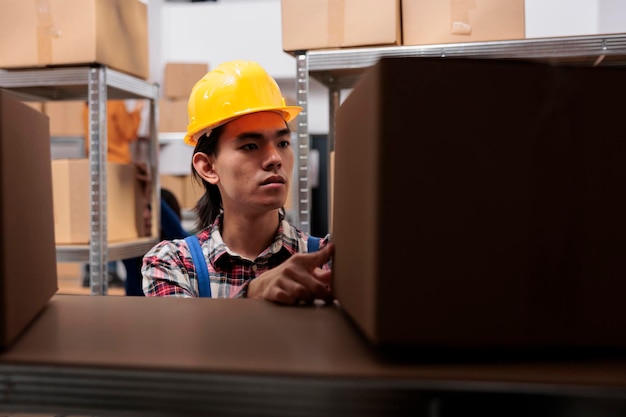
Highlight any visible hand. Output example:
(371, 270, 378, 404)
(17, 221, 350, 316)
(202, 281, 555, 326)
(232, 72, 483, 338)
(247, 242, 334, 305)
(133, 100, 145, 113)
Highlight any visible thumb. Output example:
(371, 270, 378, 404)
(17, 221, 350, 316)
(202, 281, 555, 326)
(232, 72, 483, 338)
(305, 241, 334, 268)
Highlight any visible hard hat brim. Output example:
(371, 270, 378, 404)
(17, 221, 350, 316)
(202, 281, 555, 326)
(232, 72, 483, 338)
(184, 105, 302, 146)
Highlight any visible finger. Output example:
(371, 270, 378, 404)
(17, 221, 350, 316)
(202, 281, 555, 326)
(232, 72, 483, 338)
(312, 268, 332, 285)
(300, 241, 334, 269)
(271, 282, 312, 305)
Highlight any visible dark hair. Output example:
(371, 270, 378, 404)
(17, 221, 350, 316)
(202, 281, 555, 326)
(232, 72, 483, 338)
(191, 124, 226, 230)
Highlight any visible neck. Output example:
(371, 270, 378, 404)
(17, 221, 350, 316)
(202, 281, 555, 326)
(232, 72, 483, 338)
(221, 209, 280, 260)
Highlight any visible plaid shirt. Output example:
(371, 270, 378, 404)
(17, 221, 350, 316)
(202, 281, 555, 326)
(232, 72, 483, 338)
(142, 212, 330, 298)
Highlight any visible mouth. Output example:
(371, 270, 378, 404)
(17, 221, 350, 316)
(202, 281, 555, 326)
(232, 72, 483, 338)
(260, 175, 286, 186)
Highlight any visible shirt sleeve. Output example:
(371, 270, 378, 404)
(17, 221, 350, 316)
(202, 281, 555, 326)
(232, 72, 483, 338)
(142, 239, 198, 297)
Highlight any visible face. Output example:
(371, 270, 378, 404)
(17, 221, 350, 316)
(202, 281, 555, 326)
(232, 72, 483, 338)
(197, 111, 293, 216)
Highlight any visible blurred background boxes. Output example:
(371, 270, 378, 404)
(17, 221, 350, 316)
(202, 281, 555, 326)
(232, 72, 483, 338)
(163, 62, 209, 100)
(0, 89, 57, 348)
(158, 98, 188, 133)
(160, 174, 204, 211)
(0, 0, 148, 79)
(281, 0, 401, 51)
(45, 101, 85, 137)
(52, 159, 145, 244)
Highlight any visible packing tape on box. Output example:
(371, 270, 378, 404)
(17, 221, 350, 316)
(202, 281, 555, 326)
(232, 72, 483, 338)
(328, 0, 345, 47)
(36, 0, 61, 63)
(450, 0, 475, 35)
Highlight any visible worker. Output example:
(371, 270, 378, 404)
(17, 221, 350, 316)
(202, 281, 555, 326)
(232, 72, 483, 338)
(141, 60, 333, 304)
(83, 99, 144, 164)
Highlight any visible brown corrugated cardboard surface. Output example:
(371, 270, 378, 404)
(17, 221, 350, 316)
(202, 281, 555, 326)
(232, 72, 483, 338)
(160, 174, 205, 210)
(0, 0, 148, 79)
(0, 90, 58, 348)
(52, 159, 143, 244)
(158, 98, 188, 133)
(163, 62, 209, 100)
(402, 0, 525, 45)
(333, 57, 626, 350)
(2, 295, 626, 389)
(281, 0, 401, 51)
(45, 100, 85, 137)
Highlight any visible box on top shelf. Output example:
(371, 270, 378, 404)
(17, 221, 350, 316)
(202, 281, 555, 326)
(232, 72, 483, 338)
(281, 0, 401, 52)
(0, 0, 148, 79)
(52, 159, 146, 245)
(333, 56, 626, 351)
(402, 0, 525, 46)
(0, 89, 58, 349)
(163, 62, 209, 100)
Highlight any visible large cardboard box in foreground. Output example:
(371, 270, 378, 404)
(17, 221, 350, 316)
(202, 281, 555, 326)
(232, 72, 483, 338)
(402, 0, 525, 46)
(52, 159, 144, 244)
(333, 57, 626, 350)
(281, 0, 401, 51)
(0, 90, 58, 348)
(0, 0, 148, 79)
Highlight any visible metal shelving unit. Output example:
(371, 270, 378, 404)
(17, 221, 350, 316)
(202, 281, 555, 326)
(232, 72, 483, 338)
(0, 65, 160, 295)
(293, 33, 626, 231)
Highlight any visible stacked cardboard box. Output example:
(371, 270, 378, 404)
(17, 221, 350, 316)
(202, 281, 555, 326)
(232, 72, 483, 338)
(160, 174, 204, 211)
(45, 101, 85, 137)
(52, 159, 145, 244)
(281, 0, 525, 51)
(0, 0, 148, 79)
(281, 0, 401, 51)
(159, 62, 209, 133)
(402, 0, 525, 45)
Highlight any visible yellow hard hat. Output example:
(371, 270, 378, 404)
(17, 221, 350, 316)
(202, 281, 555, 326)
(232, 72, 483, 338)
(184, 60, 302, 146)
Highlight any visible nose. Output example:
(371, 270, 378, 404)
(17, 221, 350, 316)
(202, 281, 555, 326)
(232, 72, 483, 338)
(263, 144, 282, 170)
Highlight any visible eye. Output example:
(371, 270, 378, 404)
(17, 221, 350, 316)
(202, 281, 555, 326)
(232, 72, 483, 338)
(241, 143, 258, 151)
(278, 140, 291, 149)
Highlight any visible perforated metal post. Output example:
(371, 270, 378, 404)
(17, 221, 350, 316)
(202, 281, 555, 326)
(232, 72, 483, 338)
(295, 52, 311, 233)
(87, 67, 108, 295)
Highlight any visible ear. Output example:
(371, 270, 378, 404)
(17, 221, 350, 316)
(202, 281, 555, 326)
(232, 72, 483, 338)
(192, 152, 219, 185)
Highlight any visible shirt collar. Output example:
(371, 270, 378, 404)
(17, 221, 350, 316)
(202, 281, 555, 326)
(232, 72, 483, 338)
(207, 209, 298, 266)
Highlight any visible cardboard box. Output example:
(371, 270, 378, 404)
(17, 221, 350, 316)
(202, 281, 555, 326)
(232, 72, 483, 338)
(163, 62, 209, 100)
(0, 0, 148, 79)
(160, 174, 204, 210)
(333, 57, 626, 350)
(402, 0, 525, 46)
(281, 0, 401, 51)
(44, 101, 85, 137)
(158, 98, 188, 133)
(52, 159, 143, 244)
(0, 89, 58, 348)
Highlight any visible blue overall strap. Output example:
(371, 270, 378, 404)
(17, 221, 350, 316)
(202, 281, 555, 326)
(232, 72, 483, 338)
(184, 235, 212, 298)
(307, 236, 321, 252)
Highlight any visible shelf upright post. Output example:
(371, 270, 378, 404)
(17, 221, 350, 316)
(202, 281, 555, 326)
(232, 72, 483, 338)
(295, 52, 311, 233)
(149, 87, 161, 240)
(87, 66, 108, 295)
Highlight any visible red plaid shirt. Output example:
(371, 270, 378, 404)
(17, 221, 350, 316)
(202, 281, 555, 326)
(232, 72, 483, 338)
(141, 212, 330, 298)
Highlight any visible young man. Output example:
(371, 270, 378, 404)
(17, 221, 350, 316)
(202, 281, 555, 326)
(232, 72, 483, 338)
(141, 61, 333, 304)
